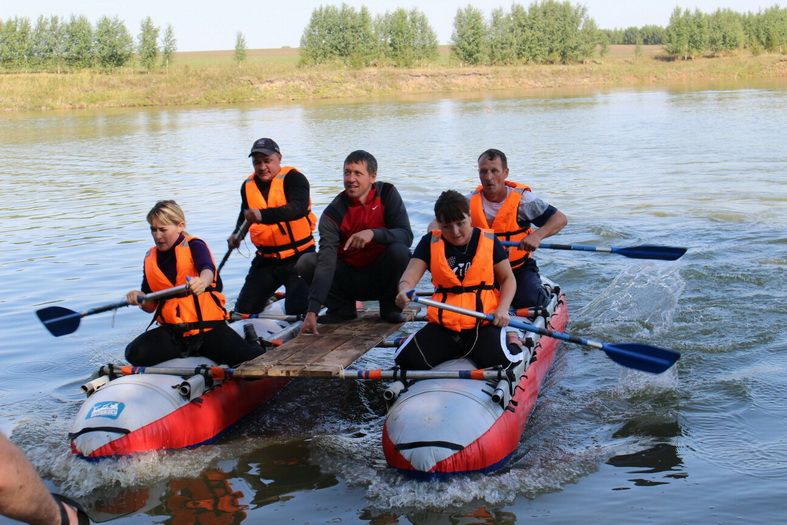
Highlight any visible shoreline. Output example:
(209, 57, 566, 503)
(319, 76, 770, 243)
(2, 49, 786, 113)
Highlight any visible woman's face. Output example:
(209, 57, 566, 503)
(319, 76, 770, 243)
(439, 213, 473, 246)
(150, 217, 184, 251)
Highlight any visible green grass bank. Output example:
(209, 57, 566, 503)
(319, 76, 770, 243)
(2, 46, 785, 112)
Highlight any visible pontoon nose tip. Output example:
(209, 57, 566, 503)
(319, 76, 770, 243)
(384, 388, 498, 473)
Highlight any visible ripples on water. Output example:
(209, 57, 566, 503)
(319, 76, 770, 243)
(1, 87, 786, 523)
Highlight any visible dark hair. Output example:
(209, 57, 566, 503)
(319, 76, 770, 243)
(434, 190, 469, 224)
(478, 148, 508, 170)
(344, 150, 377, 175)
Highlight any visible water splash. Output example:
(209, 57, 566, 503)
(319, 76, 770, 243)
(574, 264, 685, 339)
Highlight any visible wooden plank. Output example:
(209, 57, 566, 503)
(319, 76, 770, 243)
(236, 309, 417, 378)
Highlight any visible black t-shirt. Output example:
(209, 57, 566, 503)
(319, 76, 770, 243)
(412, 228, 507, 282)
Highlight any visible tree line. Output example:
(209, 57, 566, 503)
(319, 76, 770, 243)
(300, 5, 438, 67)
(0, 15, 176, 71)
(664, 6, 787, 59)
(604, 26, 667, 46)
(300, 1, 602, 66)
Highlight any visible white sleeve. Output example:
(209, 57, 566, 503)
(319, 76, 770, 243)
(517, 192, 550, 222)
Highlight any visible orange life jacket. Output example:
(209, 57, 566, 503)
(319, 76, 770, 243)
(244, 166, 316, 260)
(427, 228, 499, 332)
(469, 181, 533, 269)
(144, 235, 227, 337)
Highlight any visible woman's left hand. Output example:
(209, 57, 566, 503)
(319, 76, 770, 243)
(492, 307, 510, 327)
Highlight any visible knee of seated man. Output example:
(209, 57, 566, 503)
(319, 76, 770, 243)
(384, 243, 411, 266)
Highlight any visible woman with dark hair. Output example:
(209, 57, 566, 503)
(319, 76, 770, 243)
(394, 190, 522, 370)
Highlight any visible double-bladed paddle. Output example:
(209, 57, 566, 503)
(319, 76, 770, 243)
(217, 219, 251, 274)
(408, 292, 680, 374)
(500, 241, 687, 261)
(36, 284, 189, 337)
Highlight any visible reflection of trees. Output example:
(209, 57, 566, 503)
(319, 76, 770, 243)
(607, 415, 686, 487)
(364, 505, 516, 525)
(234, 439, 338, 508)
(82, 439, 338, 523)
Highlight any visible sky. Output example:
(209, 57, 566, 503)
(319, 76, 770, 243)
(2, 1, 780, 51)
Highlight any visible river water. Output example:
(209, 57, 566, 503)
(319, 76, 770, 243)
(1, 86, 785, 524)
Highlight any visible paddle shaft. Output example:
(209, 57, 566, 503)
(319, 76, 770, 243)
(65, 284, 189, 320)
(500, 241, 686, 261)
(410, 294, 679, 374)
(412, 295, 597, 347)
(217, 219, 250, 273)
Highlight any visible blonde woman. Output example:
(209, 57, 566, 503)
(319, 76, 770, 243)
(124, 200, 261, 366)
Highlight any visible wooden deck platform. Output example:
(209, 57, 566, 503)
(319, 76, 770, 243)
(235, 310, 418, 379)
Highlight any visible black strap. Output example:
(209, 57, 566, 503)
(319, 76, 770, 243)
(68, 426, 130, 440)
(167, 319, 226, 335)
(395, 440, 464, 451)
(52, 493, 90, 525)
(256, 234, 314, 257)
(434, 283, 495, 294)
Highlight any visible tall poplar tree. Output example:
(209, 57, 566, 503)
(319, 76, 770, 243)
(138, 17, 159, 71)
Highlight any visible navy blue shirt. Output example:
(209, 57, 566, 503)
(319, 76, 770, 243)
(412, 228, 507, 282)
(141, 234, 215, 293)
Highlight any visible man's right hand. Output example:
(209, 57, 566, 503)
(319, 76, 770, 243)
(226, 234, 241, 249)
(301, 312, 319, 335)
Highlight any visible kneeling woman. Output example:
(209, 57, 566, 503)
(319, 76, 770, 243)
(125, 200, 262, 367)
(395, 190, 521, 370)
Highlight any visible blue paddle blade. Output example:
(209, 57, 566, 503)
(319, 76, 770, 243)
(601, 343, 680, 374)
(36, 306, 82, 337)
(612, 245, 687, 261)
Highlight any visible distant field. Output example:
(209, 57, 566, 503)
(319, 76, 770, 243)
(174, 45, 659, 66)
(2, 46, 784, 112)
(177, 47, 301, 67)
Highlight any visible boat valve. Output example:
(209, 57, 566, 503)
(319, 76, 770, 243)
(491, 379, 512, 408)
(177, 374, 206, 401)
(383, 381, 406, 402)
(81, 376, 110, 396)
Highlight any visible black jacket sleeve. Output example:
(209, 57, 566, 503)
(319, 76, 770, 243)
(307, 198, 343, 314)
(371, 183, 413, 247)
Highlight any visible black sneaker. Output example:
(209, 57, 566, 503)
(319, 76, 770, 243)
(318, 311, 357, 324)
(381, 311, 406, 323)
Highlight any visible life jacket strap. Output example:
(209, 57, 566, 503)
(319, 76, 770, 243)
(256, 234, 314, 258)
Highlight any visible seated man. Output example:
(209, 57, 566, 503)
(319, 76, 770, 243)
(394, 190, 522, 370)
(298, 150, 413, 334)
(469, 148, 567, 307)
(228, 137, 316, 316)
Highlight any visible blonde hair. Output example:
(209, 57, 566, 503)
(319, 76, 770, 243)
(147, 200, 187, 230)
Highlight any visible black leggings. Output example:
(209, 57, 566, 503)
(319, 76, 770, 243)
(394, 322, 522, 370)
(125, 323, 262, 367)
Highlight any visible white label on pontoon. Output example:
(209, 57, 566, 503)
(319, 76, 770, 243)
(86, 401, 125, 420)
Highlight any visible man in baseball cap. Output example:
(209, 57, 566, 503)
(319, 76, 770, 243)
(248, 137, 281, 156)
(228, 138, 316, 316)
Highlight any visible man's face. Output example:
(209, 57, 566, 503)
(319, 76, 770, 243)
(343, 161, 376, 202)
(252, 152, 282, 182)
(477, 156, 509, 201)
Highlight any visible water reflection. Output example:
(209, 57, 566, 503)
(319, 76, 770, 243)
(607, 416, 686, 487)
(82, 439, 337, 523)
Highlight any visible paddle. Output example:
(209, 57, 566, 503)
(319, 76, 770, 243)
(500, 241, 687, 261)
(217, 219, 251, 274)
(408, 293, 680, 374)
(36, 284, 189, 337)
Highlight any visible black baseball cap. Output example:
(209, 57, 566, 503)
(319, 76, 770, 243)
(248, 138, 280, 157)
